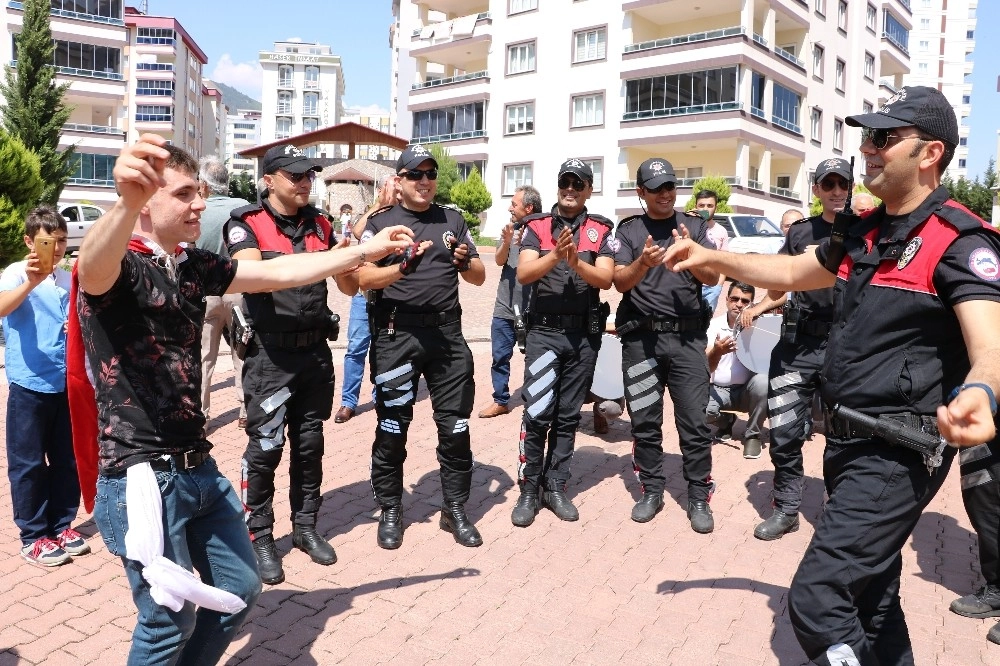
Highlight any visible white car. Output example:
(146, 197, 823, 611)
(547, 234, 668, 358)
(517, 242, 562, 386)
(714, 214, 785, 254)
(58, 203, 105, 252)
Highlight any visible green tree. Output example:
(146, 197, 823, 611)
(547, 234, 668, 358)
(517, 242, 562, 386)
(0, 130, 44, 267)
(943, 160, 996, 220)
(449, 167, 492, 236)
(229, 170, 256, 202)
(683, 175, 734, 213)
(429, 144, 460, 205)
(0, 0, 75, 204)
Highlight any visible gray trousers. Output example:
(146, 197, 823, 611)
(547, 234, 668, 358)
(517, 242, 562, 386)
(706, 374, 768, 439)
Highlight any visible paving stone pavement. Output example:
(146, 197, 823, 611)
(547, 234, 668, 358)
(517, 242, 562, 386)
(0, 249, 996, 665)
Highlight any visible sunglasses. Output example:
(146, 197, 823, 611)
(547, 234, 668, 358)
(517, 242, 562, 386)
(278, 170, 316, 184)
(861, 127, 925, 151)
(400, 168, 438, 181)
(728, 296, 752, 305)
(643, 182, 676, 194)
(818, 177, 850, 192)
(558, 176, 589, 192)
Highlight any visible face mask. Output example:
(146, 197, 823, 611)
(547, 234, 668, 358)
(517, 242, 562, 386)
(697, 209, 712, 221)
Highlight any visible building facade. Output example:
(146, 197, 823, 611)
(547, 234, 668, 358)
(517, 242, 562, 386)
(225, 109, 262, 175)
(343, 106, 397, 160)
(258, 40, 346, 158)
(901, 0, 976, 180)
(201, 79, 227, 161)
(391, 0, 914, 235)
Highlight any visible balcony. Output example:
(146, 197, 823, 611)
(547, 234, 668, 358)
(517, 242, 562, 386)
(276, 103, 292, 115)
(623, 101, 742, 122)
(410, 129, 486, 144)
(136, 37, 175, 47)
(66, 177, 114, 188)
(619, 176, 740, 190)
(6, 1, 125, 26)
(410, 12, 491, 67)
(772, 115, 801, 134)
(624, 26, 744, 54)
(304, 79, 319, 89)
(135, 88, 175, 98)
(302, 107, 320, 118)
(412, 70, 487, 90)
(882, 30, 909, 56)
(773, 46, 805, 70)
(750, 106, 766, 120)
(277, 77, 294, 90)
(136, 62, 174, 71)
(12, 59, 125, 81)
(135, 113, 172, 122)
(63, 123, 124, 135)
(770, 186, 800, 200)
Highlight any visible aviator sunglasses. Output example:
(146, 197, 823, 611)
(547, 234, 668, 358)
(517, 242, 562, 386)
(279, 170, 317, 184)
(818, 176, 850, 192)
(643, 182, 676, 194)
(558, 176, 589, 192)
(400, 168, 438, 181)
(728, 296, 752, 305)
(861, 127, 925, 151)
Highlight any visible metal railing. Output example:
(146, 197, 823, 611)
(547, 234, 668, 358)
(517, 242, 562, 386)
(66, 177, 114, 187)
(748, 179, 763, 190)
(770, 186, 800, 199)
(63, 123, 124, 135)
(752, 33, 768, 47)
(135, 113, 172, 122)
(136, 37, 175, 46)
(7, 1, 125, 25)
(411, 12, 491, 38)
(882, 30, 909, 56)
(773, 46, 805, 69)
(879, 78, 898, 93)
(276, 104, 292, 114)
(772, 116, 802, 134)
(412, 70, 487, 90)
(135, 88, 175, 97)
(750, 106, 766, 120)
(55, 64, 123, 80)
(622, 101, 741, 122)
(624, 26, 743, 54)
(619, 176, 740, 190)
(136, 62, 173, 71)
(277, 78, 294, 88)
(411, 129, 486, 144)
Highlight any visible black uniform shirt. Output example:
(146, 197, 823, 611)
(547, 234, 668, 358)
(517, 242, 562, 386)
(816, 186, 1000, 415)
(520, 206, 614, 316)
(782, 215, 835, 320)
(614, 211, 714, 323)
(362, 203, 479, 313)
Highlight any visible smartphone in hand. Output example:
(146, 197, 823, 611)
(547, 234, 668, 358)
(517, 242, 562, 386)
(34, 235, 56, 275)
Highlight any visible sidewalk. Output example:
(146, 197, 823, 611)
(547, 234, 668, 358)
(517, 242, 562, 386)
(0, 252, 994, 665)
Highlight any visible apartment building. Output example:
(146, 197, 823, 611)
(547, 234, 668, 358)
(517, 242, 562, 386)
(2, 0, 129, 208)
(343, 106, 397, 160)
(902, 0, 976, 180)
(124, 7, 208, 157)
(225, 109, 262, 175)
(201, 79, 226, 161)
(258, 40, 345, 158)
(391, 0, 914, 235)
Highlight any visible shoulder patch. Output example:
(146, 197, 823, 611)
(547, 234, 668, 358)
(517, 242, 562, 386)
(359, 229, 375, 244)
(969, 247, 1000, 281)
(607, 237, 621, 253)
(228, 226, 248, 245)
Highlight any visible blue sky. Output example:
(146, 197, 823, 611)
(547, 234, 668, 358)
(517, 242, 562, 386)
(167, 0, 1000, 180)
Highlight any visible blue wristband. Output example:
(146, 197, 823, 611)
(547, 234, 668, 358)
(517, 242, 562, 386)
(948, 383, 998, 416)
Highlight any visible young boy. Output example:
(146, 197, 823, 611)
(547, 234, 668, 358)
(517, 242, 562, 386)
(0, 205, 89, 566)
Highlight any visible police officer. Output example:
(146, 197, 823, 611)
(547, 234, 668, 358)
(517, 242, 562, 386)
(357, 144, 486, 550)
(612, 158, 720, 530)
(225, 144, 353, 585)
(509, 159, 614, 527)
(664, 85, 1000, 665)
(751, 157, 849, 542)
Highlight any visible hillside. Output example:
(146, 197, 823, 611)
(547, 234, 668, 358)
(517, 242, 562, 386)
(211, 81, 261, 112)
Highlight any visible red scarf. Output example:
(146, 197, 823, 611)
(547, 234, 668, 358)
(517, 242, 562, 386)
(68, 238, 183, 512)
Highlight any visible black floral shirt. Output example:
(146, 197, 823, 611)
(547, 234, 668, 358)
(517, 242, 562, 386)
(78, 245, 236, 473)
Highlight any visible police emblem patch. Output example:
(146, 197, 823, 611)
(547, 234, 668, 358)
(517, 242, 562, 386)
(315, 225, 325, 242)
(587, 228, 599, 243)
(227, 226, 247, 245)
(359, 230, 374, 244)
(896, 237, 922, 270)
(969, 247, 1000, 281)
(442, 230, 457, 249)
(607, 237, 621, 253)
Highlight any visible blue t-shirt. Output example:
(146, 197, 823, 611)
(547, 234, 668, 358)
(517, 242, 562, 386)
(0, 261, 70, 393)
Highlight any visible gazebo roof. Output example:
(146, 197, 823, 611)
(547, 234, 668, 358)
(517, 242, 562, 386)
(320, 159, 395, 184)
(237, 121, 408, 160)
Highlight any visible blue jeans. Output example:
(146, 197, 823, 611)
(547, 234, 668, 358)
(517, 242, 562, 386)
(702, 284, 723, 313)
(489, 317, 517, 406)
(94, 457, 261, 666)
(6, 383, 79, 546)
(340, 293, 371, 410)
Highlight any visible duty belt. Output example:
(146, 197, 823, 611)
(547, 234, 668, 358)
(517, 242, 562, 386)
(528, 313, 586, 330)
(374, 307, 462, 329)
(256, 328, 327, 349)
(798, 319, 832, 338)
(825, 411, 939, 440)
(149, 451, 210, 473)
(644, 315, 703, 333)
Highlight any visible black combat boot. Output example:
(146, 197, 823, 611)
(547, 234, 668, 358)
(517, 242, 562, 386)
(753, 510, 799, 541)
(511, 486, 540, 527)
(542, 490, 579, 521)
(440, 502, 483, 547)
(252, 533, 285, 585)
(631, 491, 664, 523)
(377, 505, 404, 550)
(292, 525, 337, 565)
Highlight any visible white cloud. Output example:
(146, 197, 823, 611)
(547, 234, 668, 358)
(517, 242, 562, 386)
(210, 54, 263, 100)
(344, 103, 391, 116)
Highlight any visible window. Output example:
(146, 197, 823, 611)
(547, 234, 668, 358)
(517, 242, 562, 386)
(864, 52, 874, 80)
(959, 159, 967, 168)
(834, 118, 844, 151)
(815, 0, 826, 15)
(813, 44, 825, 78)
(776, 175, 791, 190)
(582, 159, 603, 192)
(135, 105, 172, 122)
(69, 153, 117, 184)
(303, 118, 318, 133)
(835, 59, 845, 91)
(920, 18, 930, 29)
(625, 66, 740, 118)
(919, 40, 929, 52)
(136, 27, 175, 45)
(811, 108, 823, 142)
(572, 93, 604, 127)
(962, 94, 971, 104)
(574, 28, 606, 63)
(959, 137, 968, 146)
(866, 3, 877, 31)
(967, 30, 975, 39)
(504, 164, 532, 194)
(278, 65, 293, 87)
(303, 92, 318, 116)
(412, 101, 486, 141)
(507, 42, 535, 75)
(751, 71, 766, 116)
(277, 91, 292, 114)
(234, 122, 255, 130)
(304, 66, 319, 88)
(275, 117, 292, 138)
(509, 0, 537, 13)
(772, 83, 801, 133)
(838, 1, 848, 31)
(917, 62, 928, 74)
(883, 15, 912, 52)
(43, 39, 122, 75)
(505, 102, 534, 135)
(234, 133, 247, 140)
(135, 79, 173, 96)
(457, 160, 486, 180)
(50, 0, 124, 20)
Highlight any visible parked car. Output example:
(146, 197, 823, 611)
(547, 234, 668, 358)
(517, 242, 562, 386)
(713, 214, 785, 254)
(58, 203, 105, 252)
